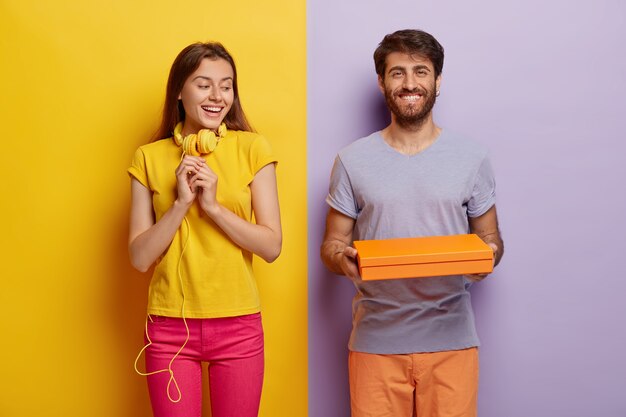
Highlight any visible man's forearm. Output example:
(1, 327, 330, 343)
(478, 231, 504, 267)
(320, 240, 348, 275)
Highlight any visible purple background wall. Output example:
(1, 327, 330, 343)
(307, 1, 626, 416)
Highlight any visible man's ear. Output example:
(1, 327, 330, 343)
(435, 74, 442, 93)
(378, 75, 385, 94)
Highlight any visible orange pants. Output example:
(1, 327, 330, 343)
(348, 348, 478, 417)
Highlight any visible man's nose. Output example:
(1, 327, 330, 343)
(402, 74, 418, 90)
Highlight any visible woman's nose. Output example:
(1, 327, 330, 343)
(208, 87, 221, 101)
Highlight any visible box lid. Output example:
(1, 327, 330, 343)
(354, 234, 493, 267)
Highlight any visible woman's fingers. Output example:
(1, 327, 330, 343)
(190, 165, 217, 186)
(175, 155, 206, 176)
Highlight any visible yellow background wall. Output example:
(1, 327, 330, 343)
(0, 1, 307, 416)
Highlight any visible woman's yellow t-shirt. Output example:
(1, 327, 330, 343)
(128, 130, 277, 318)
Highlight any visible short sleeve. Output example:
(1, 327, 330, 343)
(467, 155, 496, 218)
(127, 147, 149, 188)
(325, 156, 358, 219)
(249, 135, 278, 176)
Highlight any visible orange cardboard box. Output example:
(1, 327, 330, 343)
(353, 234, 494, 280)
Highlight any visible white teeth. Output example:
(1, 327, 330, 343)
(401, 95, 421, 102)
(202, 106, 222, 112)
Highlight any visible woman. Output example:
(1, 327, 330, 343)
(128, 42, 281, 417)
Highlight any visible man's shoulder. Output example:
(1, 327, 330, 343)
(337, 131, 381, 160)
(440, 129, 489, 159)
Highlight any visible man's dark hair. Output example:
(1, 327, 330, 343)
(374, 29, 445, 79)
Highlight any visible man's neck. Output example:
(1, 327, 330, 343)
(382, 115, 442, 156)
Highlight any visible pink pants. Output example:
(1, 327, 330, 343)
(144, 313, 264, 417)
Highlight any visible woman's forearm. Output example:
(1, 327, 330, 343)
(128, 177, 192, 272)
(204, 204, 282, 263)
(200, 164, 282, 263)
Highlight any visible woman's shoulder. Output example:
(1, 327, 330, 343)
(225, 130, 275, 165)
(226, 130, 272, 150)
(227, 130, 264, 143)
(134, 137, 177, 155)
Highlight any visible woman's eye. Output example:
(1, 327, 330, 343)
(221, 86, 232, 92)
(198, 85, 210, 89)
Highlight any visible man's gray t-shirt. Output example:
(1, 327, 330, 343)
(326, 130, 496, 354)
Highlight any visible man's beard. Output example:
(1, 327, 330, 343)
(384, 85, 437, 130)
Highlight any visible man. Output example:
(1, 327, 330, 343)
(320, 29, 504, 417)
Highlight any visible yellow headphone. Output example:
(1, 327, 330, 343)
(173, 122, 228, 156)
